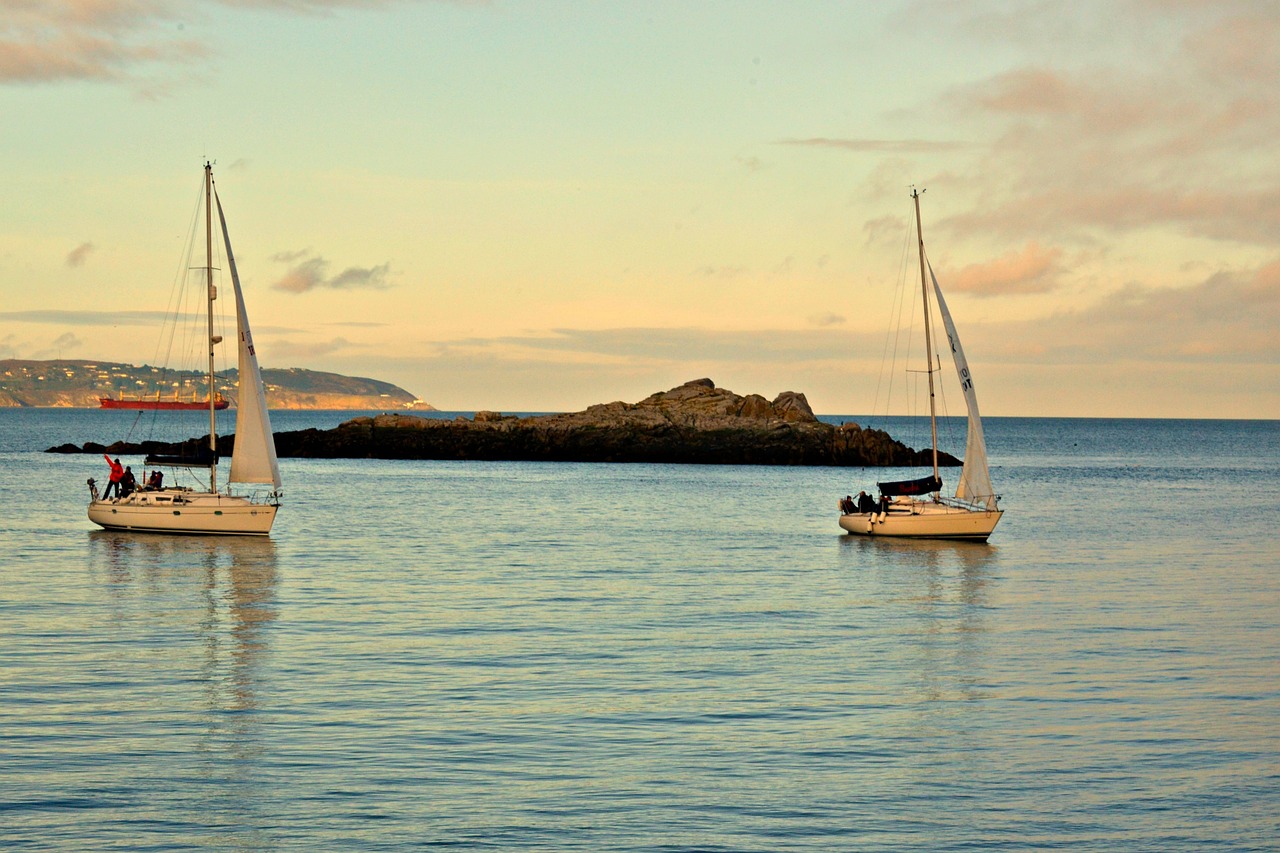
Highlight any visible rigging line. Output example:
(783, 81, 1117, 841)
(210, 186, 231, 385)
(123, 408, 144, 445)
(922, 248, 958, 453)
(140, 176, 206, 443)
(899, 226, 920, 424)
(871, 215, 914, 426)
(155, 177, 205, 383)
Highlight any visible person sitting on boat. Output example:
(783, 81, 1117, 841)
(119, 466, 137, 499)
(878, 494, 890, 514)
(101, 456, 124, 500)
(839, 495, 856, 514)
(146, 470, 163, 491)
(857, 491, 877, 513)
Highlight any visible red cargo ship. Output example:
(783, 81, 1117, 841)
(99, 393, 229, 410)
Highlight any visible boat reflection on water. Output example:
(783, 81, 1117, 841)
(88, 531, 278, 762)
(840, 534, 999, 705)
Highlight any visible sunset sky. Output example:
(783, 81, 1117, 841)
(2, 1, 1277, 417)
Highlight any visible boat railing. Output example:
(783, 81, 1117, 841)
(939, 494, 1001, 513)
(231, 486, 282, 507)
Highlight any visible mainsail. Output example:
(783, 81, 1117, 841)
(928, 261, 996, 509)
(216, 192, 282, 490)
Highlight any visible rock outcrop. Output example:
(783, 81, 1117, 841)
(48, 379, 961, 468)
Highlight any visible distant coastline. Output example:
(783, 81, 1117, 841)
(0, 358, 435, 411)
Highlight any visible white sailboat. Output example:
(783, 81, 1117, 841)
(839, 189, 1003, 542)
(88, 163, 282, 536)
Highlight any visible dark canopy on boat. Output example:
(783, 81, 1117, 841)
(878, 475, 942, 496)
(145, 450, 218, 468)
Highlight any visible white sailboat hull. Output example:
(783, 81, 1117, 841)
(839, 500, 1002, 542)
(88, 491, 277, 536)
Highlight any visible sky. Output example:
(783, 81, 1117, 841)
(2, 0, 1278, 417)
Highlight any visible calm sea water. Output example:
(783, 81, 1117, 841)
(1, 409, 1277, 851)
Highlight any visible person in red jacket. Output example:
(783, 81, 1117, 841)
(102, 455, 124, 500)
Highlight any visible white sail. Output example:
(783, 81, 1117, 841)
(928, 261, 996, 509)
(216, 192, 282, 490)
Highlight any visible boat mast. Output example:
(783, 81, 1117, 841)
(205, 162, 218, 493)
(912, 187, 940, 483)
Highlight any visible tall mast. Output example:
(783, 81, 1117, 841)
(912, 187, 940, 483)
(205, 162, 218, 493)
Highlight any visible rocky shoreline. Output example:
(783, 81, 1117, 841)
(47, 378, 960, 468)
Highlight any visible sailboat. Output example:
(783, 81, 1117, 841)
(839, 189, 1003, 542)
(87, 163, 282, 536)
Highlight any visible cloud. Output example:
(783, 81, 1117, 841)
(410, 257, 1278, 389)
(863, 215, 908, 248)
(272, 256, 328, 293)
(269, 248, 312, 264)
(66, 242, 95, 268)
(0, 3, 204, 85)
(940, 242, 1064, 297)
(0, 1, 401, 87)
(967, 68, 1073, 116)
(31, 331, 84, 359)
(977, 255, 1280, 364)
(807, 313, 846, 327)
(0, 309, 173, 325)
(329, 263, 392, 289)
(266, 336, 356, 359)
(943, 186, 1280, 247)
(271, 250, 391, 293)
(692, 265, 746, 279)
(778, 138, 969, 153)
(922, 6, 1280, 249)
(444, 327, 876, 366)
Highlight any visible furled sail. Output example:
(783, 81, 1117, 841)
(878, 475, 943, 497)
(216, 192, 282, 490)
(928, 261, 996, 509)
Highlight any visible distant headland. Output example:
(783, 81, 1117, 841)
(1, 359, 434, 410)
(48, 377, 959, 468)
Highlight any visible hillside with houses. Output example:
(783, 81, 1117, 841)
(0, 359, 434, 410)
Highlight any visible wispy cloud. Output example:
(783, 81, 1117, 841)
(0, 1, 402, 87)
(863, 215, 908, 248)
(0, 310, 306, 334)
(65, 242, 95, 268)
(778, 138, 969, 153)
(944, 186, 1280, 247)
(266, 336, 357, 359)
(0, 309, 173, 325)
(929, 6, 1280, 249)
(31, 331, 84, 359)
(975, 256, 1280, 365)
(939, 242, 1064, 297)
(271, 250, 391, 293)
(692, 265, 746, 279)
(0, 2, 203, 85)
(440, 327, 875, 366)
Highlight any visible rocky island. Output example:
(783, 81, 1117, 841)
(49, 378, 959, 468)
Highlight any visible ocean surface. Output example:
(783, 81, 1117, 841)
(1, 408, 1277, 851)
